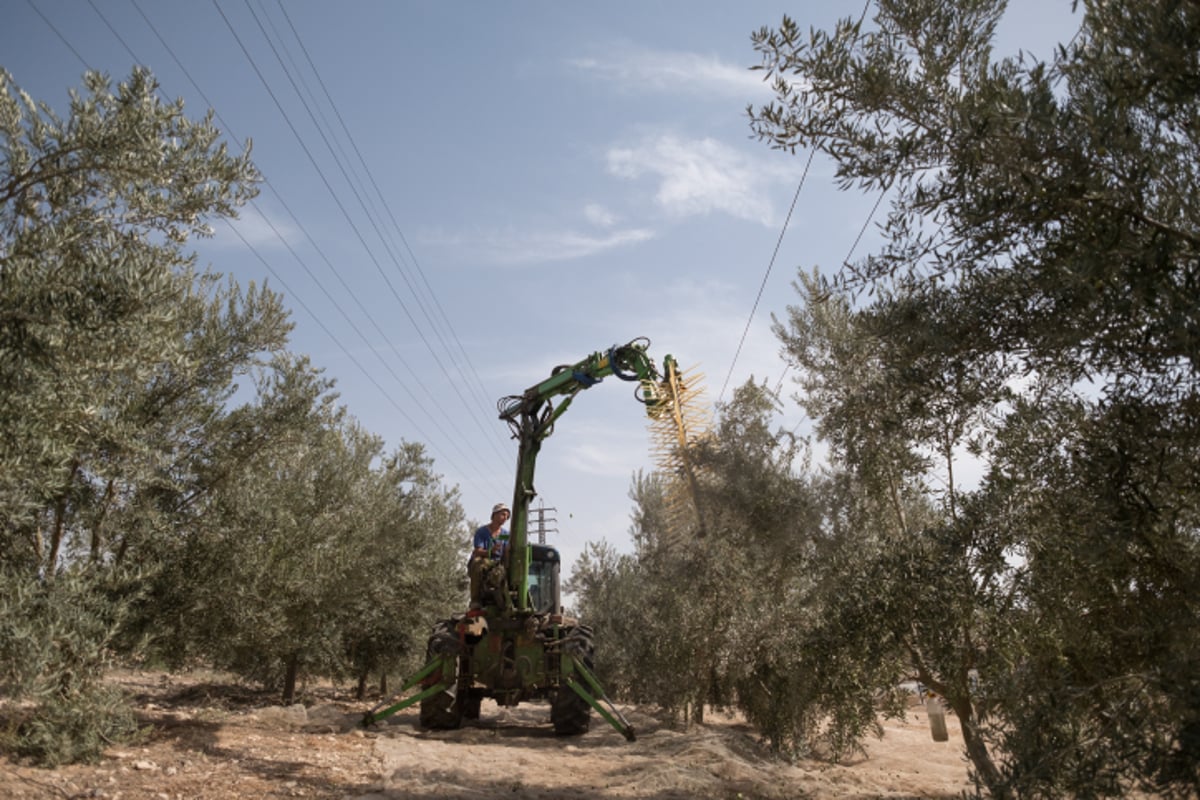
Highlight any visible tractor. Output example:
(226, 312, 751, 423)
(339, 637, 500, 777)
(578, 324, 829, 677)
(364, 338, 679, 740)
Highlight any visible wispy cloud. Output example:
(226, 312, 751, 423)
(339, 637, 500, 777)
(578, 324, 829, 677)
(213, 202, 301, 251)
(607, 134, 789, 226)
(584, 203, 618, 228)
(424, 224, 656, 266)
(566, 427, 652, 479)
(492, 227, 656, 264)
(570, 46, 771, 99)
(600, 273, 797, 402)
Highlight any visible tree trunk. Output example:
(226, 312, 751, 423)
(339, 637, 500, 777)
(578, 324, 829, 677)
(951, 696, 1007, 798)
(47, 459, 81, 574)
(90, 478, 116, 565)
(282, 655, 299, 705)
(356, 670, 367, 701)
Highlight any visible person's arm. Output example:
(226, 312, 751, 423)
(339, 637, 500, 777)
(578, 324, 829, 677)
(471, 528, 490, 558)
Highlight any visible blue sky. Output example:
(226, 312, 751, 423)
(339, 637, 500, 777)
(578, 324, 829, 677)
(4, 1, 1081, 575)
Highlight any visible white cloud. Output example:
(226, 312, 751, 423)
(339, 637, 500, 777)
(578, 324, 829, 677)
(425, 224, 656, 266)
(560, 422, 652, 479)
(597, 273, 797, 406)
(570, 46, 772, 100)
(607, 134, 786, 226)
(584, 203, 618, 228)
(499, 227, 654, 264)
(213, 202, 300, 250)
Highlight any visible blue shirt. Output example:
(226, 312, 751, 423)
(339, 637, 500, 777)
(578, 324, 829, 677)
(473, 525, 509, 560)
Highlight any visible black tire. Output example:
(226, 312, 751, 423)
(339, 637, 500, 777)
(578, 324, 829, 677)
(552, 626, 594, 735)
(419, 622, 463, 730)
(462, 692, 482, 720)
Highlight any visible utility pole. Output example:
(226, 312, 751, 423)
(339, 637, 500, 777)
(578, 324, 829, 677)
(530, 501, 558, 545)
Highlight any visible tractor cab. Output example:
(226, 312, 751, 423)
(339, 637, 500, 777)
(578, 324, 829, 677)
(528, 543, 561, 615)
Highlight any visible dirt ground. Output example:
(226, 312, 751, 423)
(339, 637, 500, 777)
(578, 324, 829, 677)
(1, 671, 974, 799)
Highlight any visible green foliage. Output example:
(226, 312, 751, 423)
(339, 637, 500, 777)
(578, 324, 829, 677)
(750, 0, 1200, 796)
(0, 68, 462, 762)
(338, 440, 465, 690)
(576, 1, 1199, 793)
(7, 685, 139, 768)
(566, 537, 649, 698)
(572, 382, 848, 755)
(0, 67, 280, 576)
(0, 570, 141, 765)
(0, 67, 282, 765)
(135, 357, 464, 701)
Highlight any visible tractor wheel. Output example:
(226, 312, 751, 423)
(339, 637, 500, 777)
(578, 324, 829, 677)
(419, 689, 462, 729)
(552, 626, 594, 736)
(419, 622, 463, 730)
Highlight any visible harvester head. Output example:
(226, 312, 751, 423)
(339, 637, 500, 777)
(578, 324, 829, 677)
(646, 359, 713, 538)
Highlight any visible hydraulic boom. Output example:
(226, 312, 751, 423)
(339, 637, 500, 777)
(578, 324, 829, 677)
(496, 337, 671, 613)
(364, 337, 676, 741)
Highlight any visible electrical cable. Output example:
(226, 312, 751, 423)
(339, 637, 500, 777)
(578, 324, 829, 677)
(45, 0, 509, 501)
(717, 148, 813, 404)
(244, 0, 512, 464)
(39, 2, 463, 464)
(128, 0, 480, 453)
(23, 0, 88, 66)
(221, 216, 492, 484)
(253, 0, 511, 462)
(216, 0, 513, 467)
(145, 1, 509, 496)
(756, 0, 880, 403)
(274, 0, 504, 449)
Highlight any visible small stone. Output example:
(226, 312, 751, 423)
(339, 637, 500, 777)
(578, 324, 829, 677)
(133, 760, 157, 771)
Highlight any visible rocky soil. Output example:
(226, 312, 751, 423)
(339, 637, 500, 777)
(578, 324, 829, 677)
(0, 671, 972, 799)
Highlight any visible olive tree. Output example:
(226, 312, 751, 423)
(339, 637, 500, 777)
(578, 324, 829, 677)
(573, 381, 827, 748)
(0, 67, 284, 763)
(752, 0, 1200, 795)
(0, 68, 281, 571)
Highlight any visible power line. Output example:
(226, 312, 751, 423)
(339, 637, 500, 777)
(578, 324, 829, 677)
(765, 0, 880, 402)
(216, 0, 513, 467)
(51, 3, 441, 452)
(24, 0, 88, 66)
(186, 1, 509, 495)
(842, 189, 888, 271)
(88, 0, 492, 490)
(717, 147, 813, 404)
(274, 0, 504, 450)
(43, 0, 509, 501)
(129, 0, 495, 471)
(256, 1, 511, 462)
(221, 217, 489, 481)
(771, 186, 888, 398)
